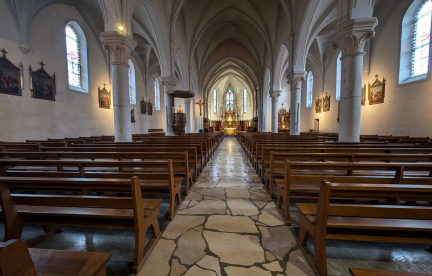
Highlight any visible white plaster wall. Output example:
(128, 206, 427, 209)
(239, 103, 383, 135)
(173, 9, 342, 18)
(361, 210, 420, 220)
(0, 3, 113, 141)
(301, 1, 432, 136)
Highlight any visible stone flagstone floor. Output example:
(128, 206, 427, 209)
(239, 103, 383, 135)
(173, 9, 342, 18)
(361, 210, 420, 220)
(140, 136, 314, 276)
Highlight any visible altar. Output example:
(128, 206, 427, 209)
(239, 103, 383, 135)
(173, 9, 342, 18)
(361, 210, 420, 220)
(221, 109, 239, 135)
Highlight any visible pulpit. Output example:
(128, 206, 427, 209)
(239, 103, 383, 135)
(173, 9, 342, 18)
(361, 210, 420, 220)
(221, 109, 239, 135)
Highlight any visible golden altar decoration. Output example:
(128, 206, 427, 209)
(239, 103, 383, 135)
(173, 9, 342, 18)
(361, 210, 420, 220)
(221, 108, 239, 135)
(278, 103, 290, 130)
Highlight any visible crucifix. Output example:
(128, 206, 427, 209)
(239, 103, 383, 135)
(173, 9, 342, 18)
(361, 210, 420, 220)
(195, 99, 204, 116)
(39, 62, 45, 69)
(0, 48, 7, 58)
(280, 103, 285, 109)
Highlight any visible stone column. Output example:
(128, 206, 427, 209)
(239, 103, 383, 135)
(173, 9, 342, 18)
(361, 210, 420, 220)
(332, 18, 377, 142)
(287, 72, 306, 135)
(270, 90, 281, 133)
(160, 76, 176, 136)
(184, 98, 192, 133)
(101, 31, 137, 142)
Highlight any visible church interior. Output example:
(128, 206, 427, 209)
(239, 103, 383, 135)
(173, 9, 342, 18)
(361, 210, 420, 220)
(1, 0, 432, 275)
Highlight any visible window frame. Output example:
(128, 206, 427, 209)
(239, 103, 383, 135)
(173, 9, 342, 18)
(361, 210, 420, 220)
(226, 89, 234, 111)
(213, 88, 217, 114)
(398, 0, 432, 86)
(65, 21, 88, 93)
(243, 88, 247, 113)
(154, 77, 161, 111)
(336, 52, 341, 101)
(306, 71, 313, 108)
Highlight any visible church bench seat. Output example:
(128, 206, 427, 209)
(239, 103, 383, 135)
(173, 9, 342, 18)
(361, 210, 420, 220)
(273, 161, 432, 222)
(296, 181, 432, 276)
(0, 176, 161, 274)
(0, 239, 111, 276)
(0, 160, 182, 220)
(349, 268, 430, 276)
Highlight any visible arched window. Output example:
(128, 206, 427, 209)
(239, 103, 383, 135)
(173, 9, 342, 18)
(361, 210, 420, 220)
(336, 52, 341, 101)
(399, 0, 432, 85)
(65, 25, 81, 88)
(306, 71, 313, 108)
(411, 0, 432, 77)
(128, 60, 136, 105)
(154, 78, 160, 111)
(226, 90, 234, 111)
(213, 88, 217, 114)
(243, 88, 247, 113)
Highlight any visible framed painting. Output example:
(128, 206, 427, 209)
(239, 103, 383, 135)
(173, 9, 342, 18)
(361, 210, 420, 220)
(315, 96, 322, 113)
(147, 100, 153, 116)
(361, 84, 366, 106)
(140, 97, 146, 114)
(98, 84, 111, 109)
(323, 92, 330, 112)
(0, 48, 22, 96)
(368, 75, 385, 105)
(30, 62, 56, 101)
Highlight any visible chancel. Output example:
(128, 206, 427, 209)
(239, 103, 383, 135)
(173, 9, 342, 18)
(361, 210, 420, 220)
(1, 0, 432, 276)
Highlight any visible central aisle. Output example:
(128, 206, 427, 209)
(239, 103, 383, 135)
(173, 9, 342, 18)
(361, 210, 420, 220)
(141, 137, 313, 276)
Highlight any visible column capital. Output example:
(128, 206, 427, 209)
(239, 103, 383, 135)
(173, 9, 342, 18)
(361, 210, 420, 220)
(270, 90, 281, 102)
(332, 18, 377, 57)
(160, 76, 177, 94)
(287, 71, 307, 90)
(100, 31, 137, 67)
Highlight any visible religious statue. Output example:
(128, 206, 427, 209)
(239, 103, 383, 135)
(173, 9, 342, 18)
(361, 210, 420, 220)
(195, 99, 204, 116)
(278, 103, 290, 130)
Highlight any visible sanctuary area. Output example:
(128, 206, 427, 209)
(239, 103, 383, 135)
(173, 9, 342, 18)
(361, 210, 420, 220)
(0, 0, 432, 276)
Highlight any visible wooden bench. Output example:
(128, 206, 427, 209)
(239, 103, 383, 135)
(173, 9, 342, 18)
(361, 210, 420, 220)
(0, 176, 161, 273)
(0, 150, 194, 195)
(274, 161, 432, 222)
(0, 239, 111, 276)
(349, 268, 430, 276)
(0, 159, 182, 220)
(297, 181, 432, 276)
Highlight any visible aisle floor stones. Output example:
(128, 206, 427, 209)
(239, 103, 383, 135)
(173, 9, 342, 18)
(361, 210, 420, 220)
(140, 137, 314, 276)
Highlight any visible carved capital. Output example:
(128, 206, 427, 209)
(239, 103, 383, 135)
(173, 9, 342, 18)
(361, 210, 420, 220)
(332, 18, 377, 57)
(19, 44, 30, 54)
(100, 31, 137, 67)
(270, 90, 281, 102)
(287, 71, 307, 90)
(160, 76, 177, 94)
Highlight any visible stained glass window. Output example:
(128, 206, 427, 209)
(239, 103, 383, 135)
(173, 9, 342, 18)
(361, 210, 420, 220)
(213, 89, 217, 114)
(128, 60, 136, 104)
(155, 78, 160, 110)
(306, 71, 313, 108)
(411, 0, 432, 77)
(226, 90, 234, 111)
(65, 25, 81, 88)
(243, 88, 247, 113)
(336, 52, 341, 101)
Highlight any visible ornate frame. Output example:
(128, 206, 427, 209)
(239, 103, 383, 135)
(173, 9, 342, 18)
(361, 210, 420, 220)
(323, 92, 330, 112)
(98, 84, 111, 109)
(140, 97, 146, 114)
(315, 95, 322, 113)
(29, 62, 56, 101)
(147, 99, 153, 116)
(368, 75, 386, 105)
(0, 48, 23, 96)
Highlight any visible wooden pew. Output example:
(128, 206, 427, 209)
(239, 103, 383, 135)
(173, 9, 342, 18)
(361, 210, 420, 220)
(349, 268, 430, 276)
(297, 181, 432, 276)
(275, 161, 432, 222)
(0, 239, 111, 276)
(0, 150, 194, 195)
(0, 159, 182, 220)
(0, 176, 162, 274)
(265, 152, 432, 194)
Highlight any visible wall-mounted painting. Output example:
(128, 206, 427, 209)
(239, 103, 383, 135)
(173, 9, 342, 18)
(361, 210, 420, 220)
(140, 97, 146, 114)
(98, 84, 111, 109)
(0, 48, 22, 96)
(368, 75, 385, 105)
(30, 62, 56, 101)
(131, 108, 136, 123)
(147, 99, 153, 116)
(337, 101, 340, 123)
(315, 95, 322, 113)
(323, 92, 330, 112)
(361, 84, 366, 106)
